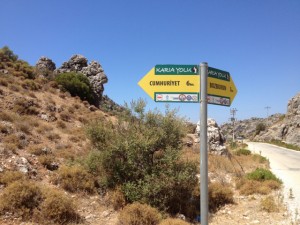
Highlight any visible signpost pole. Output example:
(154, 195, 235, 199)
(200, 62, 208, 225)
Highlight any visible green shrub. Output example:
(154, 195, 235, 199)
(159, 218, 191, 225)
(86, 100, 198, 216)
(252, 154, 269, 164)
(229, 141, 238, 149)
(0, 180, 42, 218)
(118, 202, 161, 225)
(234, 148, 251, 156)
(53, 165, 96, 193)
(0, 47, 35, 79)
(0, 46, 18, 62)
(40, 189, 80, 224)
(269, 139, 300, 151)
(246, 168, 282, 183)
(55, 72, 94, 104)
(255, 123, 266, 135)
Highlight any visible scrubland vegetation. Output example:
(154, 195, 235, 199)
(0, 46, 285, 224)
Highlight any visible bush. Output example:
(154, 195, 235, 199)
(55, 72, 94, 104)
(40, 189, 80, 224)
(260, 196, 279, 212)
(13, 98, 39, 115)
(255, 123, 266, 135)
(208, 182, 234, 212)
(38, 155, 57, 170)
(53, 165, 96, 193)
(0, 111, 14, 122)
(159, 218, 191, 225)
(0, 180, 42, 218)
(234, 148, 251, 156)
(108, 187, 126, 210)
(118, 202, 161, 225)
(86, 100, 198, 216)
(252, 154, 269, 164)
(21, 80, 41, 91)
(246, 168, 282, 183)
(236, 178, 281, 196)
(0, 171, 25, 186)
(0, 46, 18, 62)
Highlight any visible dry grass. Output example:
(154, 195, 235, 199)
(52, 165, 96, 193)
(107, 186, 126, 210)
(119, 202, 161, 225)
(38, 189, 81, 224)
(159, 218, 191, 225)
(0, 110, 15, 122)
(236, 178, 281, 196)
(260, 196, 279, 212)
(0, 171, 26, 186)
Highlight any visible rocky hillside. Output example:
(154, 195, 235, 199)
(0, 47, 294, 225)
(221, 93, 300, 147)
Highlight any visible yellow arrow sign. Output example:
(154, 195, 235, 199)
(138, 66, 200, 102)
(207, 67, 237, 106)
(138, 65, 237, 106)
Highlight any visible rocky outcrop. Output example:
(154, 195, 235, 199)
(196, 118, 228, 155)
(253, 93, 300, 147)
(55, 54, 108, 107)
(284, 93, 300, 146)
(35, 56, 56, 78)
(221, 93, 300, 147)
(221, 114, 284, 140)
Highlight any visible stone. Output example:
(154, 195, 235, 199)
(17, 157, 30, 174)
(45, 162, 59, 171)
(196, 118, 228, 155)
(35, 56, 56, 78)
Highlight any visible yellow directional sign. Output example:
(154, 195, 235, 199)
(138, 65, 200, 103)
(138, 65, 237, 106)
(207, 67, 237, 106)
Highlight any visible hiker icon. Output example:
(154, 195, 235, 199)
(192, 66, 198, 74)
(186, 81, 194, 86)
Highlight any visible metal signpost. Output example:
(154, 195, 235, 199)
(200, 63, 208, 225)
(138, 63, 237, 225)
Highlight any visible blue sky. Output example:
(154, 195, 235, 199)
(1, 0, 299, 124)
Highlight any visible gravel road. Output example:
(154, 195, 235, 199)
(247, 142, 300, 219)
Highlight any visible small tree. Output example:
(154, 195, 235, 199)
(86, 100, 198, 216)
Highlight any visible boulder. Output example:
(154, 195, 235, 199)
(196, 118, 228, 155)
(56, 54, 88, 73)
(55, 55, 108, 107)
(35, 56, 56, 78)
